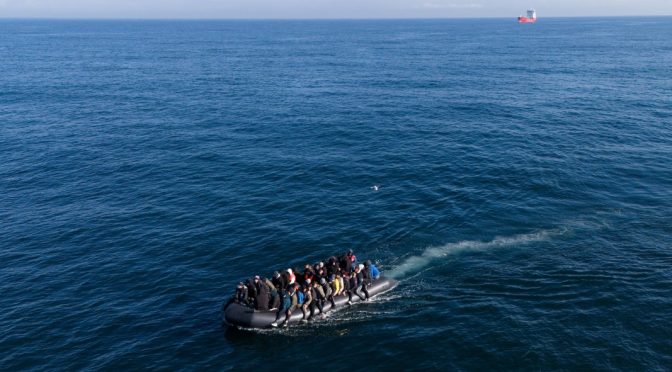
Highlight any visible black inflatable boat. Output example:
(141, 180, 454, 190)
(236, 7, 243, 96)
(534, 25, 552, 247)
(223, 276, 398, 329)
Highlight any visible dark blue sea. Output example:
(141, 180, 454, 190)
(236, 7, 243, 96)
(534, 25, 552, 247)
(2, 17, 672, 370)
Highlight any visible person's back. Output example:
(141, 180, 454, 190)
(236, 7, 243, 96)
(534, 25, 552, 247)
(255, 279, 270, 311)
(354, 265, 369, 301)
(362, 262, 372, 285)
(339, 254, 352, 272)
(371, 263, 380, 280)
(246, 278, 257, 301)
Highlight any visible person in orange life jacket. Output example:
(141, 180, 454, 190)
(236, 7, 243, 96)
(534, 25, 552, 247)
(286, 268, 296, 286)
(302, 264, 315, 284)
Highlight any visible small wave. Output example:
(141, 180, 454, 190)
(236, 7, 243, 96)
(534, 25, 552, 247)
(388, 228, 567, 279)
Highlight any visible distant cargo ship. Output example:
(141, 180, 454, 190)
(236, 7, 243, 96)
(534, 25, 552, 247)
(518, 9, 537, 23)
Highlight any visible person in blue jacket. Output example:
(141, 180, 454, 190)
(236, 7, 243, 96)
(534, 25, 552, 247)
(365, 260, 380, 280)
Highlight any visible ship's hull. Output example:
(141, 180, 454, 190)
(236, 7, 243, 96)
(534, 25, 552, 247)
(518, 17, 537, 23)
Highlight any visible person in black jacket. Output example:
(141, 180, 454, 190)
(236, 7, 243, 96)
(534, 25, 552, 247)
(326, 256, 339, 277)
(354, 264, 369, 301)
(253, 276, 270, 311)
(339, 252, 352, 273)
(272, 271, 287, 292)
(235, 282, 248, 304)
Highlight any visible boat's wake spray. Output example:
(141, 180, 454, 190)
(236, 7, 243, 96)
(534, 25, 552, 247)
(388, 228, 568, 279)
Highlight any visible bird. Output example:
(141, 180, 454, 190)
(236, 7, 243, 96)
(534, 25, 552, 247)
(371, 185, 380, 191)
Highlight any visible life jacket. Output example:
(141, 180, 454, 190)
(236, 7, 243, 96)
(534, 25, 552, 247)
(303, 271, 314, 283)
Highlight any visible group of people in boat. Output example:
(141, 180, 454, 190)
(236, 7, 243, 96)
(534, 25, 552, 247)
(231, 249, 381, 328)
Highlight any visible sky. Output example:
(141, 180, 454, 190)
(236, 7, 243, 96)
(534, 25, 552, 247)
(0, 0, 670, 19)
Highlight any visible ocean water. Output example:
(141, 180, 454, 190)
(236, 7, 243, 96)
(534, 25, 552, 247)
(1, 18, 672, 370)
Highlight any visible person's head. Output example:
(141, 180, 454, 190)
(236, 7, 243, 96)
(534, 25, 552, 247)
(287, 268, 292, 274)
(319, 261, 324, 268)
(254, 275, 260, 282)
(365, 260, 371, 267)
(305, 264, 311, 270)
(320, 277, 327, 285)
(329, 274, 335, 282)
(305, 278, 311, 286)
(347, 249, 353, 256)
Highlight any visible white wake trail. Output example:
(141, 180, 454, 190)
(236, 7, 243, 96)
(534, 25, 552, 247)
(388, 228, 566, 279)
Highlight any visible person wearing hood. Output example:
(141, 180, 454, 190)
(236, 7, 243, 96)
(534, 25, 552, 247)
(364, 260, 380, 281)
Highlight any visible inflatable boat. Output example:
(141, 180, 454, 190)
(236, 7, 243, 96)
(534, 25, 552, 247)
(223, 276, 398, 329)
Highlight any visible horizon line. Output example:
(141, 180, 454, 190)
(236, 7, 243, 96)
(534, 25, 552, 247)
(0, 14, 671, 21)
